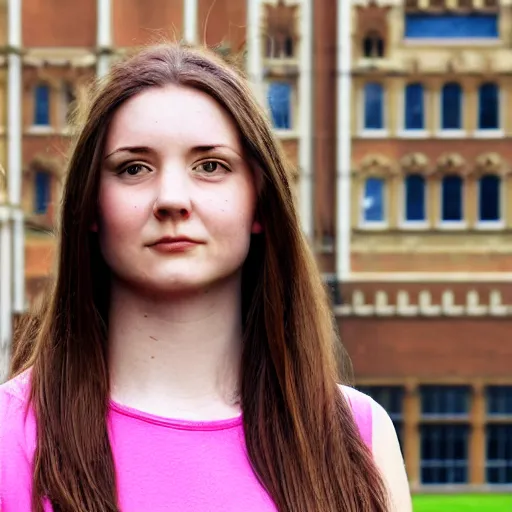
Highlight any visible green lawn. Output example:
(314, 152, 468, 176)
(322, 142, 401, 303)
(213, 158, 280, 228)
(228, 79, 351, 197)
(413, 494, 512, 512)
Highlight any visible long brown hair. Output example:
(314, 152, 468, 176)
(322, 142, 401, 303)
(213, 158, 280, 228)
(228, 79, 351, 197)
(12, 44, 389, 512)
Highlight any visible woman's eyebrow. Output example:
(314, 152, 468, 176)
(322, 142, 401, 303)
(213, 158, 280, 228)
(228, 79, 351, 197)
(104, 146, 152, 160)
(190, 144, 243, 159)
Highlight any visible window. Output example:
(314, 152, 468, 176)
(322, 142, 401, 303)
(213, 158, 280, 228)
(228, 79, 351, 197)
(478, 174, 501, 223)
(478, 83, 499, 131)
(358, 386, 404, 450)
(266, 35, 294, 59)
(34, 171, 50, 214)
(441, 83, 463, 130)
(267, 82, 292, 130)
(420, 425, 470, 484)
(441, 175, 463, 223)
(486, 425, 512, 484)
(404, 174, 426, 222)
(34, 84, 50, 126)
(283, 36, 294, 58)
(362, 31, 384, 58)
(420, 386, 471, 417)
(404, 14, 499, 39)
(362, 177, 385, 223)
(363, 83, 384, 130)
(487, 386, 512, 416)
(405, 83, 424, 131)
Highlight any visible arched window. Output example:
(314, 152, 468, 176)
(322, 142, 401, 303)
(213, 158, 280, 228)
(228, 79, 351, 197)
(441, 83, 463, 130)
(34, 170, 50, 214)
(441, 175, 463, 222)
(362, 177, 385, 223)
(405, 83, 424, 131)
(363, 83, 384, 130)
(267, 82, 292, 129)
(34, 83, 50, 126)
(362, 31, 385, 58)
(478, 83, 499, 130)
(478, 174, 501, 223)
(404, 174, 426, 222)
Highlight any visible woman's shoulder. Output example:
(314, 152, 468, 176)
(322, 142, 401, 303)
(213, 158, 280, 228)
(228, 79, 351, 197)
(0, 369, 36, 445)
(0, 369, 32, 409)
(338, 384, 375, 450)
(0, 370, 38, 509)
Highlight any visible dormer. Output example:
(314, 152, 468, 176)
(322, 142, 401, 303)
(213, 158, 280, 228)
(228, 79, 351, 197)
(264, 0, 298, 60)
(356, 3, 390, 61)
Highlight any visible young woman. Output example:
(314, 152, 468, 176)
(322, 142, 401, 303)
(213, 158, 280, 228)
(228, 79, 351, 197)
(0, 44, 411, 512)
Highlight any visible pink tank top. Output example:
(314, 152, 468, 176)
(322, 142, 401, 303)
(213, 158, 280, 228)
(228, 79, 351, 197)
(0, 371, 373, 511)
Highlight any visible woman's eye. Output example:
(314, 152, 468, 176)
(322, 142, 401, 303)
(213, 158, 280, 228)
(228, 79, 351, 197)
(121, 164, 150, 176)
(198, 161, 219, 173)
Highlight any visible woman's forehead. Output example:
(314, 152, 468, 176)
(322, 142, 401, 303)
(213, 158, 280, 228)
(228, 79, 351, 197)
(104, 85, 242, 156)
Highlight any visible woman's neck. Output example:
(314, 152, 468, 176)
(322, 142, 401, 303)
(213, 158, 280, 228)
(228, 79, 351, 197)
(107, 277, 243, 421)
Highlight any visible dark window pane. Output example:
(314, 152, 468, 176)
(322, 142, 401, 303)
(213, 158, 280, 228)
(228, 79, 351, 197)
(34, 171, 50, 214)
(363, 177, 385, 222)
(420, 386, 471, 416)
(420, 425, 469, 484)
(364, 83, 384, 130)
(487, 386, 512, 415)
(441, 175, 463, 221)
(442, 83, 462, 130)
(486, 425, 512, 484)
(479, 174, 500, 222)
(405, 83, 424, 130)
(405, 174, 426, 221)
(34, 84, 50, 126)
(268, 82, 291, 129)
(284, 37, 293, 57)
(405, 14, 499, 39)
(479, 83, 499, 130)
(363, 37, 373, 57)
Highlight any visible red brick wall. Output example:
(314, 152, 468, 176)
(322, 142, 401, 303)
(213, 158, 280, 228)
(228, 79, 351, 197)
(339, 316, 512, 379)
(112, 0, 183, 47)
(23, 0, 96, 47)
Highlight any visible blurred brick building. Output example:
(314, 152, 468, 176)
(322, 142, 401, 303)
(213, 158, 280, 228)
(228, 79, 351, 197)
(0, 0, 511, 492)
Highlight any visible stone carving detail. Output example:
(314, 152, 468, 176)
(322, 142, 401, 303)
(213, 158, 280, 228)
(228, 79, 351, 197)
(359, 153, 395, 176)
(334, 289, 512, 317)
(436, 152, 467, 176)
(400, 152, 429, 175)
(475, 152, 507, 176)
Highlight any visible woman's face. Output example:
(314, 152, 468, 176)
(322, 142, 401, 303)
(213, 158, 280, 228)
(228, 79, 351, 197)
(97, 85, 261, 296)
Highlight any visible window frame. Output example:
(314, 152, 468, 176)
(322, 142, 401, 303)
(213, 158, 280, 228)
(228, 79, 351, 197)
(401, 173, 429, 229)
(401, 82, 427, 136)
(485, 424, 512, 485)
(438, 82, 465, 137)
(266, 80, 296, 135)
(438, 174, 466, 229)
(475, 82, 503, 138)
(31, 83, 52, 133)
(359, 175, 388, 230)
(403, 12, 500, 43)
(360, 82, 388, 138)
(420, 424, 470, 485)
(476, 173, 504, 230)
(33, 170, 51, 215)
